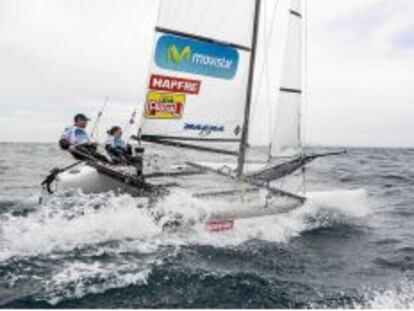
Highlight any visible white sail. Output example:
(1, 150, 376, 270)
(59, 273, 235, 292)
(139, 0, 258, 155)
(157, 0, 256, 48)
(271, 0, 303, 157)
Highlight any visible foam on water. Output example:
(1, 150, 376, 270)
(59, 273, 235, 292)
(360, 278, 414, 309)
(41, 261, 152, 305)
(308, 278, 414, 309)
(0, 188, 372, 304)
(0, 192, 161, 261)
(180, 188, 371, 247)
(0, 188, 371, 262)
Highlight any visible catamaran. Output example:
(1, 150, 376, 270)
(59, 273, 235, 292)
(41, 0, 344, 230)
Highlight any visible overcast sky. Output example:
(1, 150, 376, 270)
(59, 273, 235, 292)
(0, 0, 413, 147)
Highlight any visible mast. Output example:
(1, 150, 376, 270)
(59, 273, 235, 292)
(236, 0, 262, 178)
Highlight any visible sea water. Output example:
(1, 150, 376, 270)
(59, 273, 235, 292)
(0, 143, 414, 308)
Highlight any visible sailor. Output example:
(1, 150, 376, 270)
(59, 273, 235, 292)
(105, 126, 128, 157)
(105, 126, 144, 174)
(60, 113, 108, 162)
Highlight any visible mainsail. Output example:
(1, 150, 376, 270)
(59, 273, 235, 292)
(139, 0, 305, 176)
(271, 0, 303, 157)
(139, 0, 260, 156)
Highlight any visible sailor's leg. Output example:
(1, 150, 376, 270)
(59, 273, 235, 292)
(89, 149, 110, 163)
(70, 146, 89, 161)
(72, 145, 109, 163)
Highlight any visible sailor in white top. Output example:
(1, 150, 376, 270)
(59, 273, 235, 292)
(59, 113, 108, 162)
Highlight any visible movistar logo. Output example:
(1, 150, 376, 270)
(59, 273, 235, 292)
(167, 45, 192, 64)
(155, 35, 239, 80)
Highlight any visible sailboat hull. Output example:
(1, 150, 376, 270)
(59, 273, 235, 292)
(209, 198, 303, 221)
(52, 164, 306, 231)
(56, 165, 144, 196)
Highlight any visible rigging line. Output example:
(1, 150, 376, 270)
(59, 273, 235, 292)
(302, 0, 309, 195)
(250, 0, 279, 111)
(183, 0, 197, 32)
(302, 0, 309, 151)
(257, 0, 273, 159)
(162, 0, 172, 26)
(237, 0, 262, 177)
(212, 0, 239, 36)
(248, 0, 280, 134)
(265, 1, 273, 160)
(124, 107, 139, 142)
(137, 0, 164, 140)
(90, 96, 109, 142)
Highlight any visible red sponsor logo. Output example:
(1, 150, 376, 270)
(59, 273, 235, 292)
(144, 91, 185, 119)
(149, 74, 201, 95)
(146, 101, 183, 118)
(206, 220, 234, 232)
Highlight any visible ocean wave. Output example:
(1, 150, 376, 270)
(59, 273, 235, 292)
(39, 261, 152, 305)
(0, 192, 162, 262)
(358, 278, 414, 309)
(0, 187, 373, 304)
(0, 188, 372, 262)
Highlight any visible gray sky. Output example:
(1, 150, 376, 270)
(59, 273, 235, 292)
(0, 0, 413, 147)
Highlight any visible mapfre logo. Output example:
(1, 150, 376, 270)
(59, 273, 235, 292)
(149, 75, 201, 95)
(155, 35, 239, 80)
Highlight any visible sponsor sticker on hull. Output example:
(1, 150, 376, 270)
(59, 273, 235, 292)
(149, 74, 201, 95)
(144, 91, 185, 119)
(206, 220, 234, 232)
(155, 35, 239, 80)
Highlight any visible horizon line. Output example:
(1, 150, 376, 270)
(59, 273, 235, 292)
(0, 141, 413, 150)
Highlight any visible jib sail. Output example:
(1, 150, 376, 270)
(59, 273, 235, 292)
(271, 0, 303, 157)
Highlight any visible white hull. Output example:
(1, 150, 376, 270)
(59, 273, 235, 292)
(210, 198, 302, 221)
(53, 164, 304, 230)
(56, 165, 143, 196)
